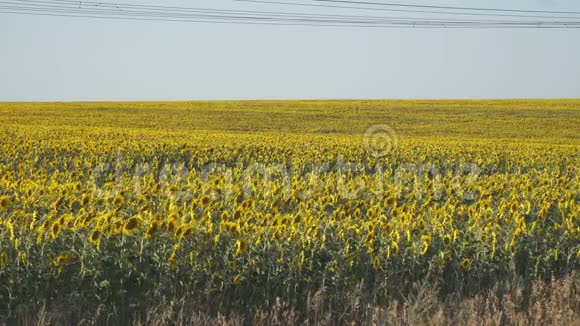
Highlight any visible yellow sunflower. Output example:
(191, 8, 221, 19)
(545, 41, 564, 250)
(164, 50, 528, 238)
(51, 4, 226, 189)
(460, 258, 472, 270)
(89, 229, 102, 247)
(0, 195, 10, 211)
(123, 216, 142, 235)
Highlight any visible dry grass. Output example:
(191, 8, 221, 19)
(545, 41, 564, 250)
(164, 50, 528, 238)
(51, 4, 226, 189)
(5, 275, 578, 326)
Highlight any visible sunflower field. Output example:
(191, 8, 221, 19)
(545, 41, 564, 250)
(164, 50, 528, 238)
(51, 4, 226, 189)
(0, 100, 578, 323)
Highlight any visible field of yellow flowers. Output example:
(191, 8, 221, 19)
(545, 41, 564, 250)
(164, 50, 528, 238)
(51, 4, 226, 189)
(0, 100, 578, 323)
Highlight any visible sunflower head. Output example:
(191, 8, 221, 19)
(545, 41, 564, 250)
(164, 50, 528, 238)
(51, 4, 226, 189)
(123, 217, 142, 234)
(510, 202, 517, 214)
(198, 195, 211, 207)
(480, 233, 488, 243)
(81, 194, 91, 206)
(144, 222, 160, 240)
(52, 251, 74, 267)
(460, 258, 472, 270)
(51, 222, 62, 239)
(385, 196, 396, 206)
(112, 194, 125, 207)
(0, 196, 10, 211)
(234, 239, 248, 256)
(89, 229, 102, 246)
(181, 227, 193, 239)
(69, 200, 81, 211)
(294, 214, 303, 225)
(443, 234, 452, 247)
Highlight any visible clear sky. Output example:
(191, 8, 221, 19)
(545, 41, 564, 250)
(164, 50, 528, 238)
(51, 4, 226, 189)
(1, 0, 580, 101)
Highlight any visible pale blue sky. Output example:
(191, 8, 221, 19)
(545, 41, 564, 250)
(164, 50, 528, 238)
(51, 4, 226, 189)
(1, 0, 580, 101)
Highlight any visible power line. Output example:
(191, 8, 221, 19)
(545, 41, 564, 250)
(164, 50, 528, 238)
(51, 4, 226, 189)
(313, 0, 580, 15)
(1, 0, 534, 24)
(2, 0, 580, 28)
(4, 10, 578, 29)
(235, 0, 580, 20)
(0, 1, 572, 25)
(0, 3, 501, 25)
